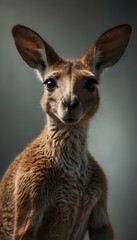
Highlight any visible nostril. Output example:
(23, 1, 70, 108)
(62, 99, 68, 109)
(62, 97, 79, 111)
(71, 98, 79, 110)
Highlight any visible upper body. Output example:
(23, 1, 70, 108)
(0, 122, 108, 240)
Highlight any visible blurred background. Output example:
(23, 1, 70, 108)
(0, 0, 137, 239)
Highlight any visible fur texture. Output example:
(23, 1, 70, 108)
(0, 24, 131, 240)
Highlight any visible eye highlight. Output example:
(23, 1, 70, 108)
(44, 78, 56, 91)
(85, 77, 98, 91)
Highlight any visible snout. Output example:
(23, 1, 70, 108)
(57, 94, 83, 124)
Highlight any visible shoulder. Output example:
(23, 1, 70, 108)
(87, 152, 108, 198)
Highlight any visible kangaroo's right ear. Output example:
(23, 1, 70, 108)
(12, 25, 62, 75)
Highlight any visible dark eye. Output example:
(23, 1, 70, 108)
(85, 77, 98, 91)
(44, 78, 56, 91)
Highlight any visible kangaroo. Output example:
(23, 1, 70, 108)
(0, 24, 131, 240)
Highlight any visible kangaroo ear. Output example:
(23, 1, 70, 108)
(82, 24, 132, 77)
(12, 25, 62, 74)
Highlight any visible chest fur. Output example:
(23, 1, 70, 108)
(43, 156, 97, 220)
(35, 155, 99, 240)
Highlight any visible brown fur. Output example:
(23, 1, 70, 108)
(0, 24, 131, 240)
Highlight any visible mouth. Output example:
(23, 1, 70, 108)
(60, 117, 80, 125)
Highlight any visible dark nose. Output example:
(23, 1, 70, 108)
(62, 95, 79, 111)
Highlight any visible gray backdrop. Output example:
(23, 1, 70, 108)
(0, 0, 137, 239)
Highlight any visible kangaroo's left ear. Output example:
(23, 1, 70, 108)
(82, 24, 132, 77)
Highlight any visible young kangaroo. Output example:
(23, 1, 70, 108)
(0, 24, 131, 240)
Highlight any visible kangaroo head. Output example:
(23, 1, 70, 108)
(12, 24, 131, 125)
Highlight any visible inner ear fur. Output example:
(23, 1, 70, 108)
(12, 25, 62, 71)
(82, 24, 132, 75)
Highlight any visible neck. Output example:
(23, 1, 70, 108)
(41, 116, 89, 164)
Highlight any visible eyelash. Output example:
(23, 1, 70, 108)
(43, 78, 57, 91)
(85, 77, 98, 90)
